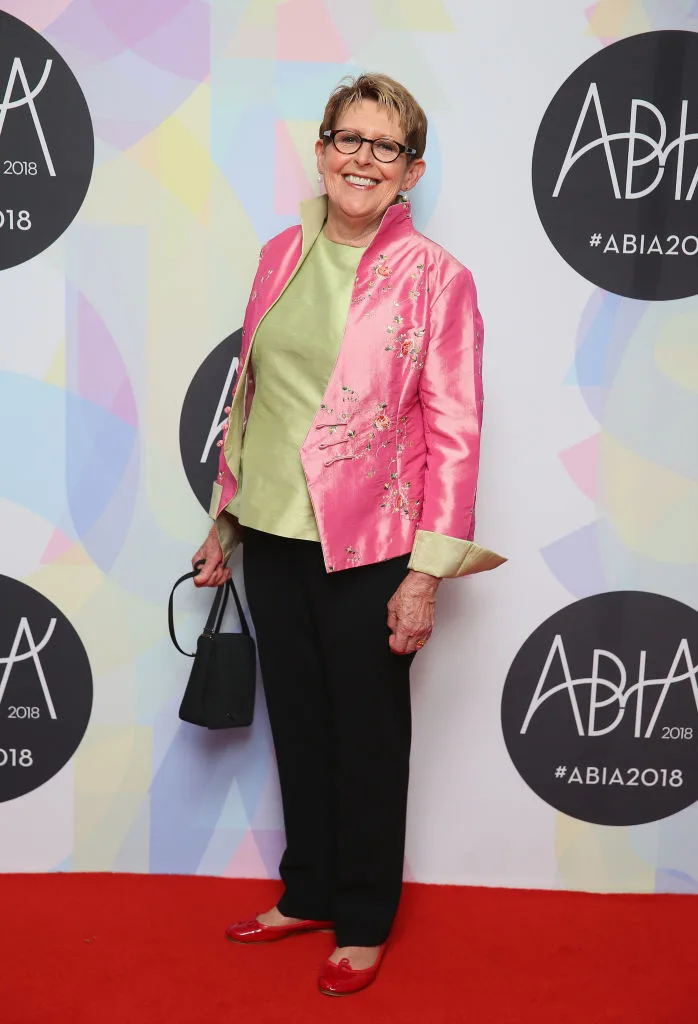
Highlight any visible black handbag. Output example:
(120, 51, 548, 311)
(168, 559, 256, 729)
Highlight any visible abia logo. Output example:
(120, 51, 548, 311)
(501, 591, 698, 826)
(0, 575, 93, 802)
(0, 12, 94, 271)
(179, 329, 242, 510)
(532, 30, 698, 301)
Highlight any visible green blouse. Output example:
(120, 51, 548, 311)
(228, 230, 365, 540)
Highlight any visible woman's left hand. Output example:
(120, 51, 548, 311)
(387, 570, 440, 655)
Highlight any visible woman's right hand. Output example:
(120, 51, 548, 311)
(192, 524, 232, 587)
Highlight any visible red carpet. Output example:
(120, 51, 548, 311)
(1, 874, 696, 1023)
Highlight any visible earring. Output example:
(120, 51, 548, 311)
(317, 172, 323, 182)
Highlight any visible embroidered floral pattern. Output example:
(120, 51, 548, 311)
(372, 401, 391, 431)
(370, 414, 421, 518)
(385, 322, 425, 369)
(357, 252, 395, 303)
(352, 422, 394, 462)
(379, 481, 421, 519)
(399, 328, 425, 367)
(345, 545, 361, 566)
(408, 262, 425, 300)
(251, 266, 273, 301)
(317, 400, 354, 435)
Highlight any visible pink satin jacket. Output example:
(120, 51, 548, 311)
(211, 196, 501, 576)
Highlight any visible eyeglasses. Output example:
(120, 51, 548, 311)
(323, 129, 416, 163)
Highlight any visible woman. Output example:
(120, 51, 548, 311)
(193, 73, 505, 996)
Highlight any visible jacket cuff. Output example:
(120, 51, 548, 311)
(408, 529, 507, 578)
(209, 482, 240, 564)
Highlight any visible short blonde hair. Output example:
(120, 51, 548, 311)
(319, 73, 428, 159)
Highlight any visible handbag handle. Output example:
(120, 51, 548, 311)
(168, 559, 251, 658)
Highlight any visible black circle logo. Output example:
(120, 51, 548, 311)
(533, 30, 698, 301)
(179, 328, 242, 510)
(502, 591, 698, 826)
(0, 575, 93, 802)
(0, 12, 94, 271)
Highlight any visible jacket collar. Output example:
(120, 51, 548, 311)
(298, 195, 414, 257)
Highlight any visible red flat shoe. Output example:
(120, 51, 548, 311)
(318, 947, 385, 996)
(225, 917, 334, 944)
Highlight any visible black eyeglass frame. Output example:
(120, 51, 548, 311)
(322, 129, 417, 162)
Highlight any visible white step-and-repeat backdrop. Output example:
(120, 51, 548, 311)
(1, 0, 697, 893)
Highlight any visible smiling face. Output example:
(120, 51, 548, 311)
(315, 99, 426, 241)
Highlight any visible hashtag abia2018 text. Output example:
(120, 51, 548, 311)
(554, 766, 684, 787)
(588, 232, 698, 256)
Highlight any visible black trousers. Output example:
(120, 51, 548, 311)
(242, 528, 413, 947)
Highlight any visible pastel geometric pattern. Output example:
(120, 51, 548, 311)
(549, 289, 698, 610)
(585, 0, 698, 41)
(371, 0, 455, 31)
(277, 0, 350, 61)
